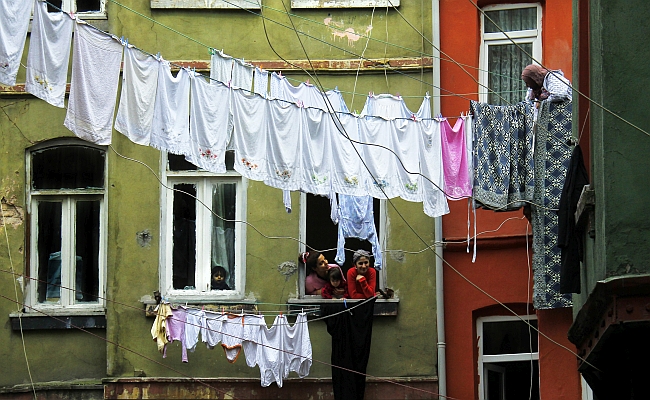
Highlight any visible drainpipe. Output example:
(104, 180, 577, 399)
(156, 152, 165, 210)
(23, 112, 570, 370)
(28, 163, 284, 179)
(432, 1, 447, 399)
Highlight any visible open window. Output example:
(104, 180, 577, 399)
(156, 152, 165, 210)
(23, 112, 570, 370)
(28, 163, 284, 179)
(26, 140, 107, 312)
(479, 3, 542, 105)
(46, 0, 106, 18)
(161, 152, 247, 300)
(298, 192, 385, 298)
(477, 315, 540, 400)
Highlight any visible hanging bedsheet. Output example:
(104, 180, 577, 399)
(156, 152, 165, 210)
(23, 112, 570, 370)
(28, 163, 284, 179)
(531, 99, 573, 309)
(470, 101, 535, 211)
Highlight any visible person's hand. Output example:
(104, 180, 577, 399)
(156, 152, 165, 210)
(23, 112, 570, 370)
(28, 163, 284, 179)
(333, 287, 344, 296)
(356, 274, 364, 281)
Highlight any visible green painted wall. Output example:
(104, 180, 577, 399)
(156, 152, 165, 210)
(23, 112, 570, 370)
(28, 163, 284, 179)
(1, 0, 437, 388)
(0, 101, 107, 387)
(574, 0, 650, 309)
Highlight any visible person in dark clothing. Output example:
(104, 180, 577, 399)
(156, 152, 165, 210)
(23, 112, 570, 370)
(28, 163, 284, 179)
(322, 297, 376, 400)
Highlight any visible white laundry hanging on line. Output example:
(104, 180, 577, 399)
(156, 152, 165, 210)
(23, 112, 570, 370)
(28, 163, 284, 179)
(253, 67, 268, 98)
(187, 73, 232, 173)
(210, 50, 233, 85)
(114, 46, 159, 145)
(202, 311, 225, 349)
(419, 118, 449, 218)
(230, 88, 270, 182)
(253, 313, 312, 388)
(64, 21, 123, 145)
(329, 113, 366, 197)
(183, 308, 205, 354)
(149, 61, 191, 155)
(392, 118, 425, 203)
(0, 0, 32, 86)
(300, 106, 335, 196)
(360, 92, 430, 120)
(263, 98, 304, 191)
(219, 314, 265, 364)
(231, 58, 253, 91)
(25, 0, 73, 108)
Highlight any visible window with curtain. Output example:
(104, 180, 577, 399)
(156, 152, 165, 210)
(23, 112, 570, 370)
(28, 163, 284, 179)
(163, 152, 246, 299)
(479, 4, 542, 105)
(28, 141, 106, 311)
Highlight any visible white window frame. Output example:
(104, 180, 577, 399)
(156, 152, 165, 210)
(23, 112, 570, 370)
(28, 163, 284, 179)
(297, 192, 386, 298)
(160, 154, 247, 301)
(477, 314, 539, 400)
(25, 140, 107, 313)
(57, 0, 106, 18)
(479, 3, 542, 103)
(150, 0, 260, 9)
(291, 0, 399, 8)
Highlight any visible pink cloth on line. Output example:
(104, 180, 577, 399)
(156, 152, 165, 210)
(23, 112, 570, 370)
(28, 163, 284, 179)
(165, 308, 188, 362)
(441, 117, 472, 200)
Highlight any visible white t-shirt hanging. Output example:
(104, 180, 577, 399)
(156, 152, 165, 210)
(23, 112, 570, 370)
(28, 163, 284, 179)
(187, 73, 232, 173)
(64, 21, 123, 145)
(231, 58, 253, 91)
(210, 50, 233, 85)
(150, 61, 191, 155)
(114, 46, 159, 145)
(0, 0, 32, 86)
(25, 0, 73, 108)
(419, 119, 449, 218)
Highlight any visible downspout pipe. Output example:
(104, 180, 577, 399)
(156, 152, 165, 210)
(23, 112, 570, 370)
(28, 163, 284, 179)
(432, 1, 447, 399)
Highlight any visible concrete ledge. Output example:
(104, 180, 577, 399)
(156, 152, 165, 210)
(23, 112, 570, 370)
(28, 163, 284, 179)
(104, 376, 438, 399)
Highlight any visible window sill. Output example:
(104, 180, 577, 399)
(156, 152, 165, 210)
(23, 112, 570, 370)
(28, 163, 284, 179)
(9, 310, 106, 331)
(140, 295, 258, 318)
(287, 297, 399, 316)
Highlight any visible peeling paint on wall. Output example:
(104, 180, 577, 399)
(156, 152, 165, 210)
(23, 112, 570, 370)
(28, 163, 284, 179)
(0, 197, 24, 228)
(324, 16, 373, 46)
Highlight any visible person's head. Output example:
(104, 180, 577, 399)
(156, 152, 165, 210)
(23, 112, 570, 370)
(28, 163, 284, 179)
(299, 251, 329, 279)
(352, 249, 371, 275)
(211, 265, 228, 289)
(328, 266, 343, 288)
(521, 64, 547, 90)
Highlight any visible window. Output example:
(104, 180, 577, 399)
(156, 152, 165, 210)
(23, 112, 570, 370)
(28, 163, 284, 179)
(477, 315, 540, 400)
(27, 141, 107, 311)
(291, 0, 400, 8)
(46, 0, 106, 17)
(479, 3, 542, 105)
(161, 152, 246, 300)
(298, 192, 385, 297)
(150, 0, 260, 9)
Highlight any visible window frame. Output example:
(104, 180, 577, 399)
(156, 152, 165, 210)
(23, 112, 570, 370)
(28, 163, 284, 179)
(477, 314, 539, 400)
(150, 0, 260, 9)
(297, 192, 387, 299)
(160, 153, 247, 301)
(290, 0, 400, 8)
(25, 140, 107, 313)
(478, 3, 542, 104)
(51, 0, 107, 18)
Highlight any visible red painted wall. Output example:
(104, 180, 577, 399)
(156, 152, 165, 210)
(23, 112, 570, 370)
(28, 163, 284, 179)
(439, 1, 579, 399)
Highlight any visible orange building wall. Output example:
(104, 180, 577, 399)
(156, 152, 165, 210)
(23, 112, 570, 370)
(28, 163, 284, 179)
(439, 1, 579, 399)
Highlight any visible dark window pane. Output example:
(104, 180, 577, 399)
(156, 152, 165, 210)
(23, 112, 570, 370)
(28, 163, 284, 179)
(306, 195, 381, 287)
(37, 202, 62, 303)
(211, 183, 236, 291)
(76, 0, 101, 12)
(173, 184, 197, 290)
(484, 319, 538, 355)
(75, 200, 100, 303)
(32, 145, 105, 190)
(47, 0, 63, 12)
(485, 361, 539, 400)
(485, 7, 537, 33)
(488, 43, 532, 105)
(168, 151, 235, 171)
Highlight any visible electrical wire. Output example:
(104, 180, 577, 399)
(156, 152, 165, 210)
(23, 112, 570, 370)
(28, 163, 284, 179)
(1, 203, 37, 400)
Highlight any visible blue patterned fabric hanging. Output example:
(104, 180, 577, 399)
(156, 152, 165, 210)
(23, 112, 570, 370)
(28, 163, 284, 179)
(470, 101, 535, 211)
(531, 99, 574, 309)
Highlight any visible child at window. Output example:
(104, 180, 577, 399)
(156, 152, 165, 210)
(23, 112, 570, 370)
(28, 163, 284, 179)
(211, 265, 230, 290)
(322, 265, 348, 299)
(347, 249, 378, 299)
